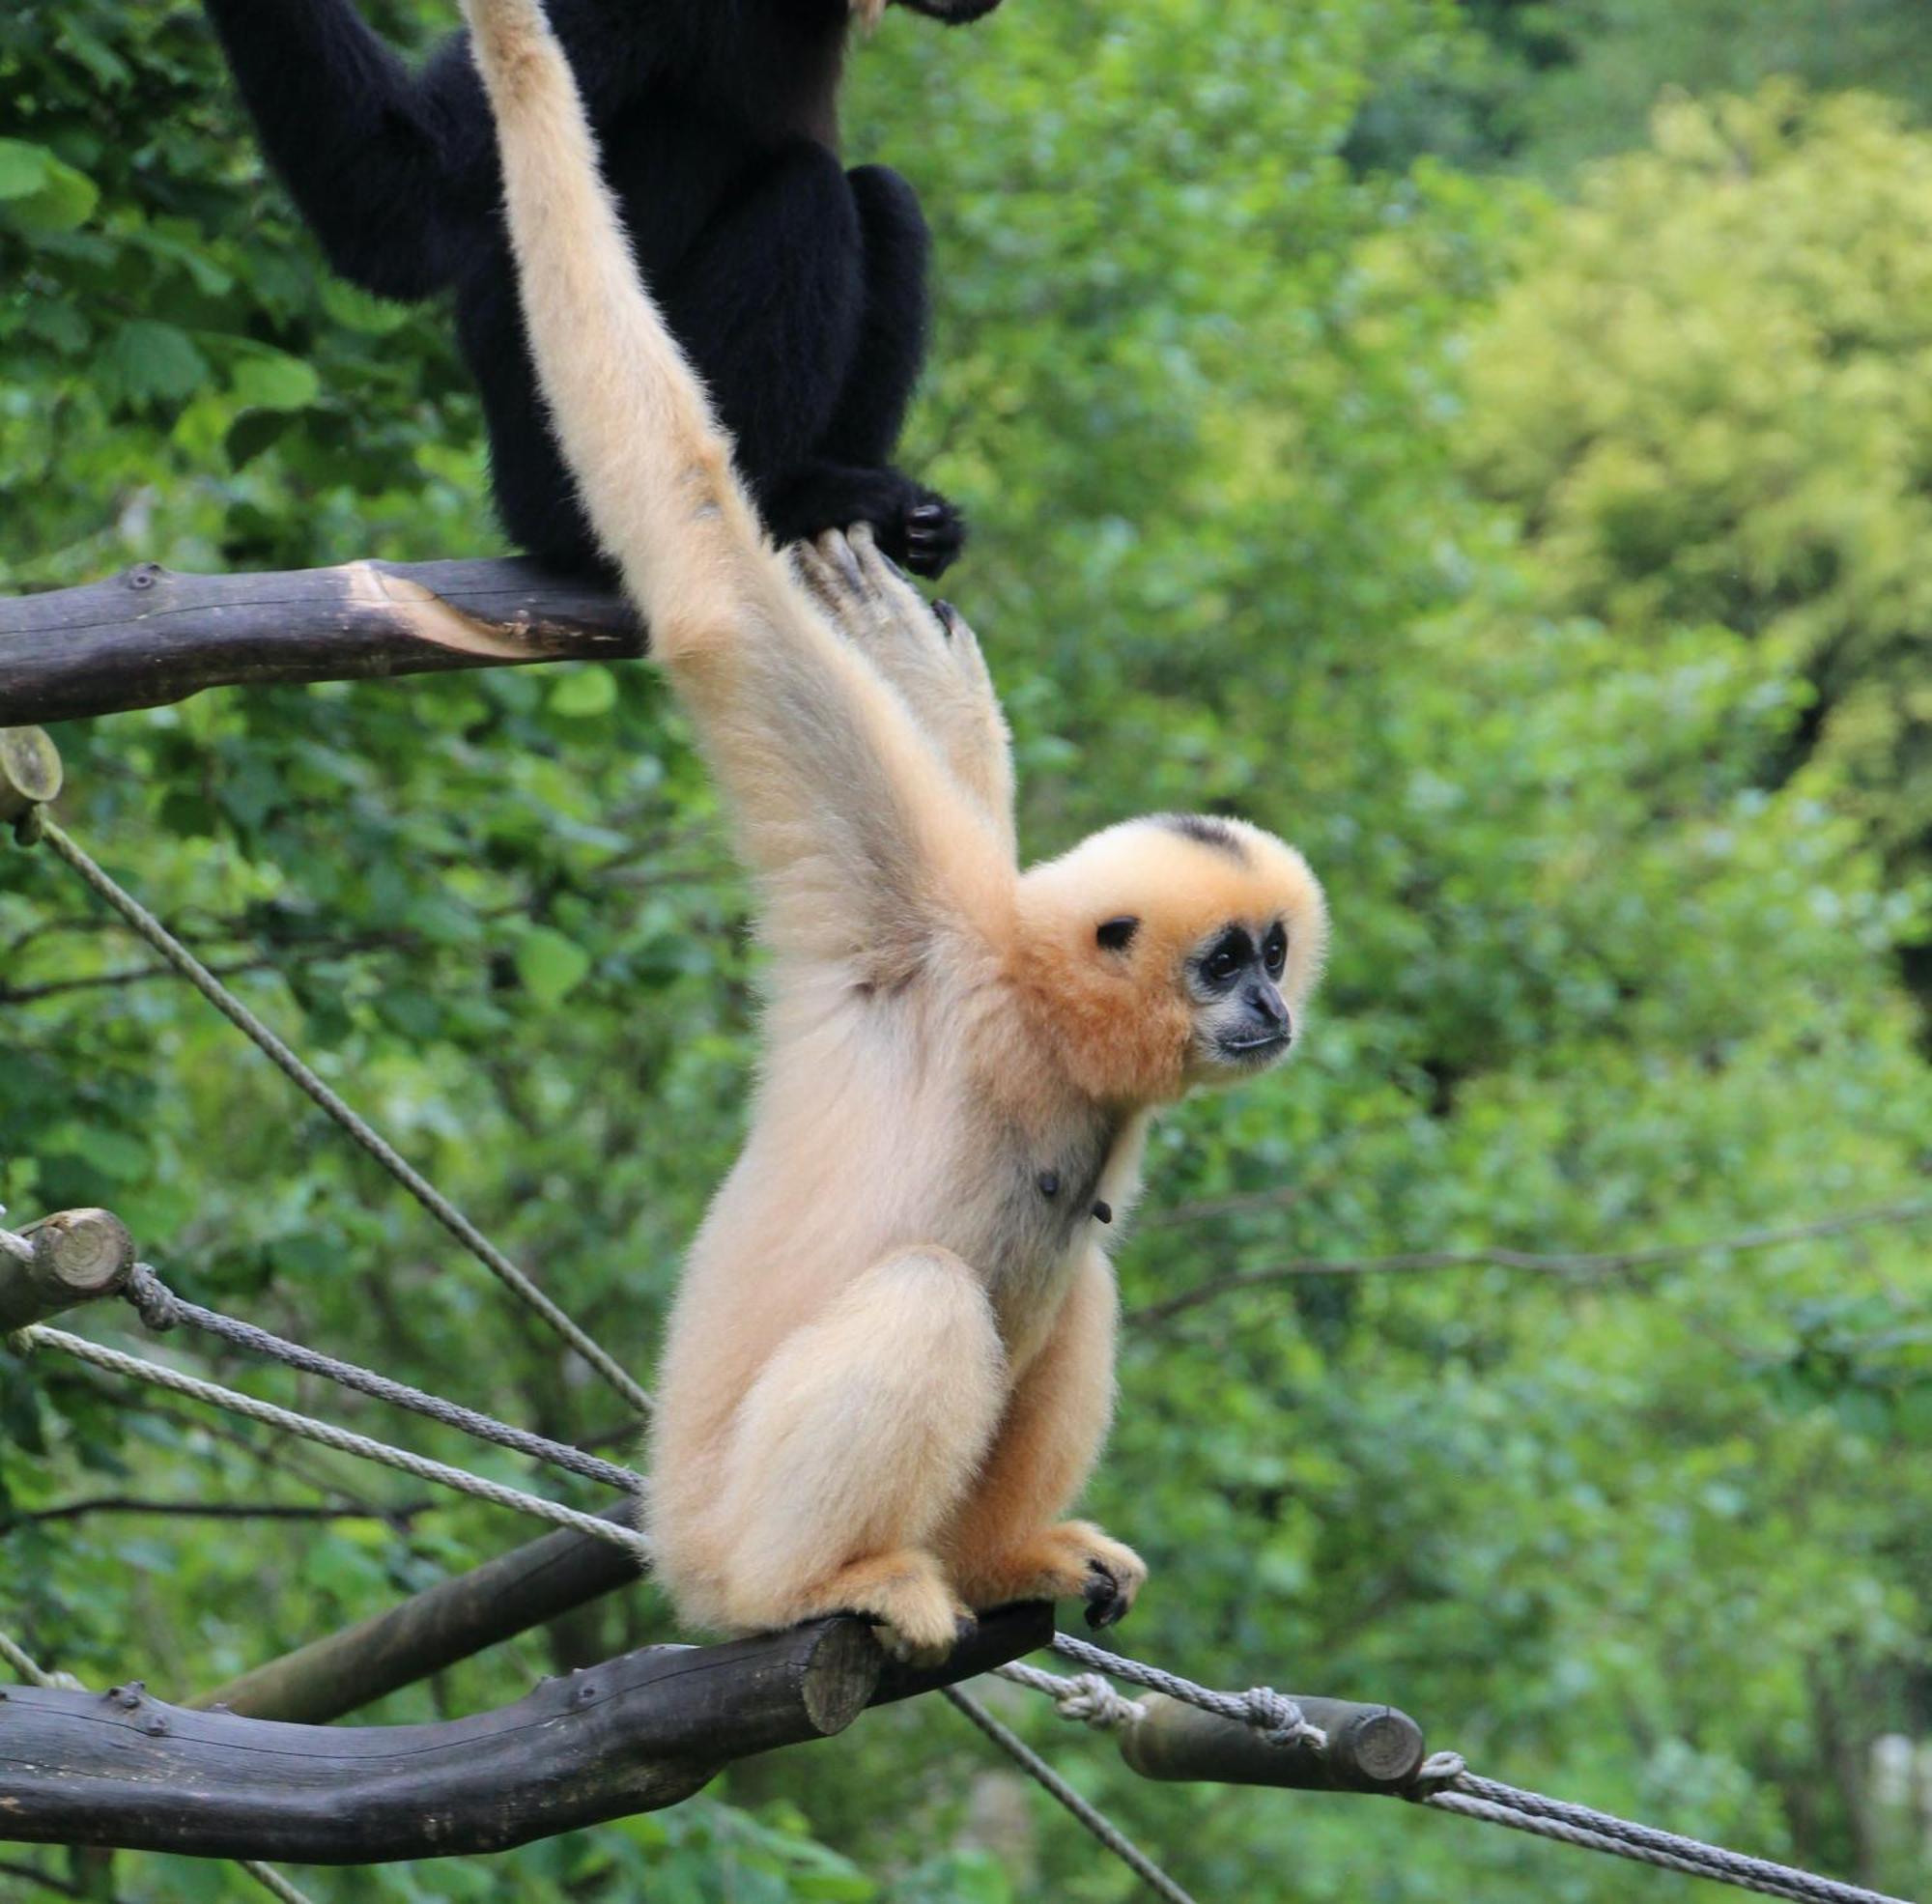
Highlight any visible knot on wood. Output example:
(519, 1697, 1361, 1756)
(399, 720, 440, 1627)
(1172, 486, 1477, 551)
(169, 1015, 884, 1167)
(1241, 1687, 1322, 1749)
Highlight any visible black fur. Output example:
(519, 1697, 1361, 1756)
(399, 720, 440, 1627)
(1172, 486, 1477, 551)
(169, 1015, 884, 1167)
(201, 0, 994, 577)
(1154, 813, 1249, 862)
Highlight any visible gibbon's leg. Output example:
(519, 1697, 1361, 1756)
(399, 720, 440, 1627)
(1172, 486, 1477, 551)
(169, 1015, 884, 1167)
(202, 0, 466, 299)
(653, 141, 867, 513)
(792, 526, 1016, 856)
(458, 242, 607, 572)
(712, 1247, 1005, 1661)
(763, 165, 965, 580)
(941, 1251, 1149, 1629)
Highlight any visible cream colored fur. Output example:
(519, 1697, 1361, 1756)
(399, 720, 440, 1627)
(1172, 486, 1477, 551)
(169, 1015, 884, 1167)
(462, 0, 1328, 1657)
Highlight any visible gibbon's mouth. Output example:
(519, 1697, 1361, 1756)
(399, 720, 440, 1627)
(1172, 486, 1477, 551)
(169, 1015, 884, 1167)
(1218, 1029, 1293, 1063)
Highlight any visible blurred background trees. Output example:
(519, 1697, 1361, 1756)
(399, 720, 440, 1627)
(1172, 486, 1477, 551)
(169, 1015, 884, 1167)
(3, 0, 1929, 1898)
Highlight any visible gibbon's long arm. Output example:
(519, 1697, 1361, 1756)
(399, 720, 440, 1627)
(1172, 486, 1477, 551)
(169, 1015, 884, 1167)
(202, 0, 466, 299)
(461, 0, 1011, 969)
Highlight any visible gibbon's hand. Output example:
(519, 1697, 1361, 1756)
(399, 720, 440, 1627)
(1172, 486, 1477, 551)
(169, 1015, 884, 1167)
(792, 524, 1016, 853)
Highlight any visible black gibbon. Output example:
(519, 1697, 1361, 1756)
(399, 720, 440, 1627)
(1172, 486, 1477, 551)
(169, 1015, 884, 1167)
(460, 0, 1329, 1657)
(202, 0, 999, 577)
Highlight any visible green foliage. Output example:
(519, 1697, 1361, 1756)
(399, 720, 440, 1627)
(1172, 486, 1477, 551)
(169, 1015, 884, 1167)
(1350, 0, 1932, 176)
(3, 4, 1931, 1902)
(1461, 87, 1932, 896)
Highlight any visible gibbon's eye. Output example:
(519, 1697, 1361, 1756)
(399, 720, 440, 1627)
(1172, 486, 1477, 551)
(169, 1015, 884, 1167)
(1201, 928, 1250, 986)
(1096, 916, 1140, 952)
(1263, 923, 1287, 978)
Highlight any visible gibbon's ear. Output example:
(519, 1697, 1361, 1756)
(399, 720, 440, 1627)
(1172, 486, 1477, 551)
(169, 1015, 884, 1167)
(1096, 916, 1141, 953)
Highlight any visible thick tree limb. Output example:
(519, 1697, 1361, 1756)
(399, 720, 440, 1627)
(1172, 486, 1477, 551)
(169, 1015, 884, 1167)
(0, 559, 642, 725)
(0, 1605, 1053, 1863)
(192, 1510, 646, 1724)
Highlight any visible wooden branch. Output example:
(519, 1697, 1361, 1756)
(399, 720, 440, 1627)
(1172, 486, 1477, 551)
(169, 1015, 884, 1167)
(2, 1497, 432, 1531)
(0, 1209, 135, 1335)
(0, 1605, 1054, 1863)
(1117, 1691, 1425, 1795)
(192, 1511, 644, 1723)
(1129, 1195, 1932, 1327)
(0, 559, 643, 725)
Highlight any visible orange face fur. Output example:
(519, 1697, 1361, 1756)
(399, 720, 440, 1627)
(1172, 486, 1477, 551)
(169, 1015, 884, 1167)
(1014, 814, 1328, 1106)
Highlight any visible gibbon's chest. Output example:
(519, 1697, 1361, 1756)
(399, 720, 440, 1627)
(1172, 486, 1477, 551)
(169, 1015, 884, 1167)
(964, 1105, 1141, 1340)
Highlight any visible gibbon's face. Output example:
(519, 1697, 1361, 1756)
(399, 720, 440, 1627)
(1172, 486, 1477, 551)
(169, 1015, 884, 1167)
(1017, 814, 1327, 1105)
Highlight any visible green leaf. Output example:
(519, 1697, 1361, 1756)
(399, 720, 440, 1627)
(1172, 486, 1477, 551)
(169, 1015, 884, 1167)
(515, 926, 592, 1005)
(102, 320, 210, 405)
(0, 140, 98, 231)
(0, 139, 51, 199)
(550, 665, 619, 718)
(229, 346, 322, 412)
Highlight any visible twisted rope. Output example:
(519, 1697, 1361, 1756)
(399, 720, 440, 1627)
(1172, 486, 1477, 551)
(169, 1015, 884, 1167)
(1410, 1756, 1914, 1904)
(995, 1660, 1146, 1730)
(17, 1324, 654, 1566)
(35, 818, 653, 1418)
(1047, 1630, 1324, 1748)
(0, 1631, 315, 1904)
(126, 1265, 641, 1495)
(942, 1687, 1197, 1904)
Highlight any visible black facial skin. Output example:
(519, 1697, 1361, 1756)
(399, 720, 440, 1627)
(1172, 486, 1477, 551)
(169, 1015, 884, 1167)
(1196, 921, 1293, 1063)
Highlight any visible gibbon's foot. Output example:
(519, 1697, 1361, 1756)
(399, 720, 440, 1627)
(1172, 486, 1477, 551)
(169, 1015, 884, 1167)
(897, 494, 967, 578)
(963, 1520, 1148, 1629)
(787, 1547, 972, 1667)
(768, 464, 967, 580)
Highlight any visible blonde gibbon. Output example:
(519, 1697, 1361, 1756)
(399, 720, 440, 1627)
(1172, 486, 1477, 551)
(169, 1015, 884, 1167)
(460, 0, 1328, 1661)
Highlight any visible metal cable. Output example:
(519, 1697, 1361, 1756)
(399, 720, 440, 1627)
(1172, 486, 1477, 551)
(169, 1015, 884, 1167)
(1415, 1761, 1915, 1904)
(239, 1861, 320, 1904)
(942, 1687, 1198, 1904)
(35, 819, 653, 1418)
(126, 1265, 641, 1494)
(18, 1324, 654, 1566)
(0, 1630, 316, 1904)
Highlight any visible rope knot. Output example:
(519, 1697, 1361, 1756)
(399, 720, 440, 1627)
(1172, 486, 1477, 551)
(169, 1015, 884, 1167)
(1408, 1748, 1468, 1793)
(1241, 1686, 1321, 1748)
(126, 1264, 183, 1332)
(1054, 1671, 1144, 1732)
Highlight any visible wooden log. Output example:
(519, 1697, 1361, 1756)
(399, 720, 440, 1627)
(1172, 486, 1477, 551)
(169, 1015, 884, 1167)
(0, 1605, 1054, 1863)
(192, 1512, 646, 1723)
(1118, 1691, 1426, 1795)
(0, 726, 61, 821)
(0, 559, 643, 725)
(0, 1208, 136, 1335)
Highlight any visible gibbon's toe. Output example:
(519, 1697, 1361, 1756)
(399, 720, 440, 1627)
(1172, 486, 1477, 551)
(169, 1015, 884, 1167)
(894, 492, 966, 580)
(962, 1521, 1148, 1623)
(1083, 1557, 1130, 1630)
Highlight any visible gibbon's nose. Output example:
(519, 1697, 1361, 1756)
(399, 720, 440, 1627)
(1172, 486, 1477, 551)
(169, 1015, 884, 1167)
(1247, 981, 1290, 1035)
